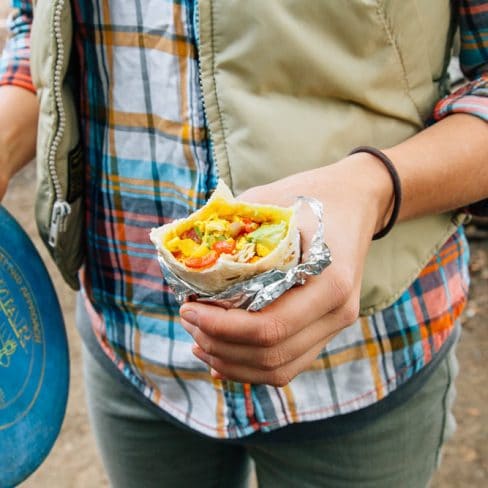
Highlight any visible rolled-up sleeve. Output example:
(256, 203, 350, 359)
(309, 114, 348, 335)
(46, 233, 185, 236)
(0, 1, 34, 93)
(433, 0, 488, 215)
(433, 0, 488, 122)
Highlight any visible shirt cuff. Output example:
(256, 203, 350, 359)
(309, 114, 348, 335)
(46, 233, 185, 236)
(432, 73, 488, 216)
(0, 25, 35, 93)
(0, 74, 35, 93)
(432, 73, 488, 123)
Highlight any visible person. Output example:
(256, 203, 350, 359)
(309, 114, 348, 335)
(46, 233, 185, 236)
(1, 1, 487, 486)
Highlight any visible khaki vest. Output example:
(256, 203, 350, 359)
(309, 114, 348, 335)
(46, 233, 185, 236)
(30, 0, 465, 314)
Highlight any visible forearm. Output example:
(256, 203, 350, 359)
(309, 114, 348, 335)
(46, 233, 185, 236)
(0, 0, 36, 195)
(383, 113, 488, 222)
(0, 85, 38, 175)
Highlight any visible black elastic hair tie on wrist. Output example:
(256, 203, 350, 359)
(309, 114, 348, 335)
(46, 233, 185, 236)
(348, 146, 402, 240)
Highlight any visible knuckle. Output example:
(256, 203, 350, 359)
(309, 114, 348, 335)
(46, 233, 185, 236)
(270, 369, 293, 388)
(202, 309, 231, 337)
(197, 334, 214, 354)
(330, 273, 354, 308)
(192, 327, 208, 348)
(206, 318, 221, 337)
(260, 346, 286, 371)
(257, 315, 287, 347)
(341, 300, 360, 325)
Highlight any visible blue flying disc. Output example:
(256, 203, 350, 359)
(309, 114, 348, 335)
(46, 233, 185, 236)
(0, 205, 69, 487)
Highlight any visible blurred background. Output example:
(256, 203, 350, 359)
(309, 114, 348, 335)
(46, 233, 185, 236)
(1, 3, 487, 487)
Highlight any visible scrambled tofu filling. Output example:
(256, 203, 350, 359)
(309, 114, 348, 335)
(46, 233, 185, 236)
(165, 209, 288, 270)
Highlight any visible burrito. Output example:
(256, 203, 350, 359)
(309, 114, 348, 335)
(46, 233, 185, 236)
(149, 180, 300, 293)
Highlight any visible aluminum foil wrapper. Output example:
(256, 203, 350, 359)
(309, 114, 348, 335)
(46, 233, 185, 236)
(156, 197, 332, 311)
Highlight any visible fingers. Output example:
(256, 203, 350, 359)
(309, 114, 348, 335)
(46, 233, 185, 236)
(181, 308, 344, 386)
(192, 336, 334, 387)
(180, 270, 357, 347)
(180, 305, 284, 346)
(182, 309, 343, 371)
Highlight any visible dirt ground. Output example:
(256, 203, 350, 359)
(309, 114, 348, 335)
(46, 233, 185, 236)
(1, 6, 487, 487)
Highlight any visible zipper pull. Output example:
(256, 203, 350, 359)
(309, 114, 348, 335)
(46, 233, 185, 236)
(48, 200, 71, 247)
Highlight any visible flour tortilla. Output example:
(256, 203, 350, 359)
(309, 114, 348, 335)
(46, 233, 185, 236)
(149, 180, 300, 293)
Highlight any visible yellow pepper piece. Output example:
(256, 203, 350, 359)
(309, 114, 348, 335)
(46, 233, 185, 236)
(166, 236, 182, 252)
(189, 243, 210, 258)
(166, 238, 209, 258)
(256, 243, 271, 257)
(178, 239, 200, 257)
(236, 236, 248, 251)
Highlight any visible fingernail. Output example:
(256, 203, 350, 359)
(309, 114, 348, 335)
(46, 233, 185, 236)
(181, 307, 199, 326)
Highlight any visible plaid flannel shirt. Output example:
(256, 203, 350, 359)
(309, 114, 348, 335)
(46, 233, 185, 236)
(1, 0, 487, 438)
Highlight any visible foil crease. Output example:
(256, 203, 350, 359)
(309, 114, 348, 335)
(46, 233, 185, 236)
(156, 197, 332, 311)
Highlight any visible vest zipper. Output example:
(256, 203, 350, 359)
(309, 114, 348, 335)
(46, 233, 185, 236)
(48, 0, 71, 248)
(193, 0, 219, 175)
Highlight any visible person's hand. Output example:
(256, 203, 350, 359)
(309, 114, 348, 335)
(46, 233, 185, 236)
(179, 153, 394, 386)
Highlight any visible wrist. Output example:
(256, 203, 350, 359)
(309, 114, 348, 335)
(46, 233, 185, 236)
(341, 152, 396, 238)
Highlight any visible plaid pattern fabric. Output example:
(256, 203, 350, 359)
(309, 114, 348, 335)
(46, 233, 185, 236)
(0, 0, 485, 438)
(433, 0, 488, 120)
(0, 0, 34, 92)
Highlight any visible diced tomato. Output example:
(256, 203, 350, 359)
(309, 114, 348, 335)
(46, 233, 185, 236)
(181, 228, 202, 244)
(242, 217, 258, 234)
(185, 251, 218, 269)
(212, 239, 236, 255)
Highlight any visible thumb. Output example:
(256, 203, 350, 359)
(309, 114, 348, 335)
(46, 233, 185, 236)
(237, 182, 297, 207)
